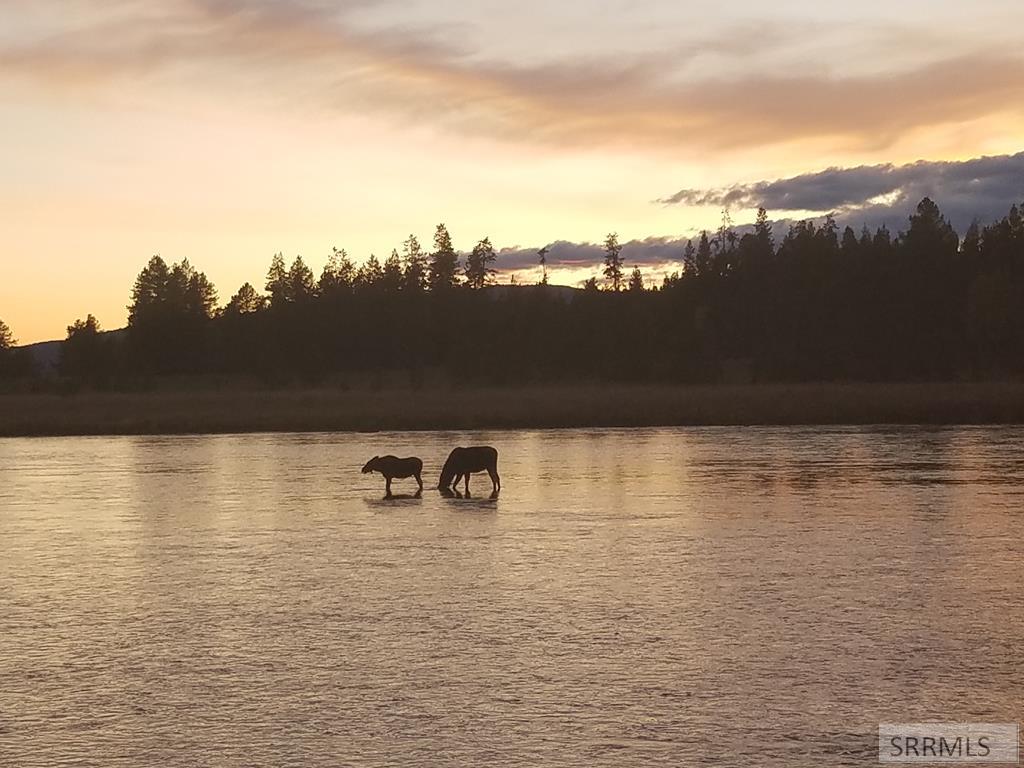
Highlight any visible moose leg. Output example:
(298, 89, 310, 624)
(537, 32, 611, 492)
(385, 476, 393, 497)
(487, 467, 500, 493)
(464, 473, 471, 495)
(415, 471, 423, 491)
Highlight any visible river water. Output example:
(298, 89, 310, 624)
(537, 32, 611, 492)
(1, 427, 1022, 766)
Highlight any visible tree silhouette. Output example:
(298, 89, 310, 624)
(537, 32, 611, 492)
(287, 256, 317, 303)
(739, 207, 775, 270)
(465, 237, 498, 289)
(402, 235, 428, 292)
(538, 246, 550, 285)
(840, 226, 859, 257)
(225, 283, 265, 314)
(25, 195, 1024, 389)
(186, 264, 218, 318)
(0, 319, 14, 350)
(754, 207, 773, 248)
(266, 253, 289, 308)
(603, 233, 624, 291)
(128, 256, 216, 323)
(903, 198, 958, 259)
(382, 249, 404, 292)
(0, 318, 29, 380)
(128, 255, 171, 327)
(429, 224, 460, 291)
(695, 232, 712, 278)
(712, 210, 740, 276)
(127, 255, 217, 373)
(961, 220, 982, 261)
(68, 315, 100, 335)
(320, 248, 356, 295)
(62, 314, 111, 382)
(628, 266, 644, 291)
(357, 254, 384, 288)
(681, 240, 697, 277)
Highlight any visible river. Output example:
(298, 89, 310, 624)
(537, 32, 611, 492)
(1, 427, 1022, 766)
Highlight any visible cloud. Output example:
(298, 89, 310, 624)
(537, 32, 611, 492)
(2, 1, 1024, 152)
(498, 148, 1024, 274)
(496, 236, 688, 274)
(660, 151, 1024, 231)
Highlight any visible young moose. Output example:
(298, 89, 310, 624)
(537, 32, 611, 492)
(362, 456, 424, 497)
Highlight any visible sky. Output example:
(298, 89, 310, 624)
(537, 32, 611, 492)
(2, 0, 1024, 343)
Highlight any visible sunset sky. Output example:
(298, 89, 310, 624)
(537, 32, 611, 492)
(3, 0, 1024, 343)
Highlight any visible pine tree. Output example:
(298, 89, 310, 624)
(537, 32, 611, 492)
(465, 237, 498, 289)
(695, 231, 712, 277)
(265, 253, 288, 307)
(127, 255, 216, 374)
(538, 246, 550, 285)
(128, 255, 171, 326)
(382, 249, 404, 292)
(357, 254, 384, 288)
(841, 226, 859, 258)
(0, 318, 14, 350)
(754, 207, 773, 247)
(225, 283, 265, 314)
(288, 256, 317, 302)
(603, 232, 624, 291)
(873, 225, 892, 253)
(61, 315, 105, 381)
(428, 224, 460, 290)
(682, 240, 697, 278)
(961, 220, 982, 260)
(752, 207, 774, 263)
(628, 266, 644, 291)
(903, 197, 958, 262)
(320, 247, 355, 295)
(402, 235, 428, 292)
(183, 263, 218, 319)
(713, 209, 738, 275)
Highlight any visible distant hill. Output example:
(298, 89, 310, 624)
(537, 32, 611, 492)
(17, 329, 127, 375)
(18, 339, 63, 374)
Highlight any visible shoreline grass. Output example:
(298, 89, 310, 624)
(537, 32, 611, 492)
(2, 381, 1024, 437)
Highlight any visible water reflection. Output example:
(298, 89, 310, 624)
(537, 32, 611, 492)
(0, 426, 1021, 767)
(365, 493, 425, 508)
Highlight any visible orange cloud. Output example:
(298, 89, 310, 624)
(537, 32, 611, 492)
(2, 1, 1024, 153)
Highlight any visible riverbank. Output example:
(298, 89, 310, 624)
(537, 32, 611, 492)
(2, 381, 1023, 436)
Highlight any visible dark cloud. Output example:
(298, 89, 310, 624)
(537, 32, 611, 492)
(661, 151, 1024, 231)
(495, 237, 689, 274)
(2, 1, 1024, 152)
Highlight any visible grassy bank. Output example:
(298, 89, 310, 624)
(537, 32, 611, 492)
(2, 381, 1024, 437)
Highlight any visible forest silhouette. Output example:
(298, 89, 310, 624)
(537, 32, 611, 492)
(2, 199, 1023, 388)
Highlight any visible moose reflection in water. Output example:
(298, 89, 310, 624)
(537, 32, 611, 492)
(361, 456, 424, 498)
(438, 446, 500, 498)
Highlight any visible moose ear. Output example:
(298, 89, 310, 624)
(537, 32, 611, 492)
(373, 455, 379, 460)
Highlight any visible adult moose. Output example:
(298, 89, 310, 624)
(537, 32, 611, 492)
(362, 455, 424, 497)
(438, 446, 500, 497)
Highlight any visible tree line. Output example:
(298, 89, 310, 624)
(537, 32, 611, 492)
(2, 199, 1023, 388)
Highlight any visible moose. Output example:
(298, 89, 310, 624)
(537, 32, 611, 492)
(438, 446, 500, 497)
(361, 455, 424, 497)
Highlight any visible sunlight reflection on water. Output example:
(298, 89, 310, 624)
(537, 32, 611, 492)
(1, 427, 1022, 766)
